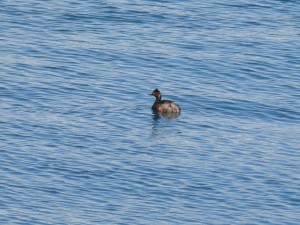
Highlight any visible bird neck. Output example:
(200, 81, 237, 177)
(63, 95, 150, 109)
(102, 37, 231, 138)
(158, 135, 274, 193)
(156, 94, 161, 102)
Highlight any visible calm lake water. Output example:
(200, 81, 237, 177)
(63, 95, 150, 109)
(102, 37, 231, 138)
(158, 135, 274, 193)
(1, 0, 300, 224)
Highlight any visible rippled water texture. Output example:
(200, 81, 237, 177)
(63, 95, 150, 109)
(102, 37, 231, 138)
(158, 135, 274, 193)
(1, 0, 300, 224)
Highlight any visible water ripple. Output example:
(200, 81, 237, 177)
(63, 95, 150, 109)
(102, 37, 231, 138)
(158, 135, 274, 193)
(1, 0, 300, 224)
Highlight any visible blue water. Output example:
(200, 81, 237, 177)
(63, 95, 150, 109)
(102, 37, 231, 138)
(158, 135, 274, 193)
(1, 0, 300, 224)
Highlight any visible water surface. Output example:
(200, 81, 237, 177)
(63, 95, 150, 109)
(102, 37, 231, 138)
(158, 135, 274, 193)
(1, 0, 300, 224)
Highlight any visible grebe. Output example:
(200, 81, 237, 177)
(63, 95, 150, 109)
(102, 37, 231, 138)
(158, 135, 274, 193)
(150, 89, 181, 114)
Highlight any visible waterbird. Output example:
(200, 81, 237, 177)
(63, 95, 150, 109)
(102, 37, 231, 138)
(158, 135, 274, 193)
(150, 89, 181, 114)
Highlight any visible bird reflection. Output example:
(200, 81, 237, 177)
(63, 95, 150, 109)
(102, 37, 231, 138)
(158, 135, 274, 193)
(152, 111, 180, 121)
(150, 111, 181, 141)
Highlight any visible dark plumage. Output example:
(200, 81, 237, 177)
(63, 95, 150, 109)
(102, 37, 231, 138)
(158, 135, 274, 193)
(150, 89, 181, 114)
